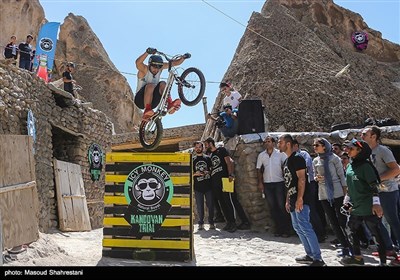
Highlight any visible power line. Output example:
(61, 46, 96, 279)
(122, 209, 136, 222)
(201, 0, 343, 76)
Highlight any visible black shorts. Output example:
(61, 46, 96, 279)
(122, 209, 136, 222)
(134, 83, 162, 109)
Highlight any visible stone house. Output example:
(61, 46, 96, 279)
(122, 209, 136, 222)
(0, 61, 113, 232)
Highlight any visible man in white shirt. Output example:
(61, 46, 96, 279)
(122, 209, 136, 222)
(220, 81, 242, 110)
(256, 135, 291, 237)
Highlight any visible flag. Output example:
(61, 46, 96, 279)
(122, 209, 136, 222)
(33, 22, 60, 82)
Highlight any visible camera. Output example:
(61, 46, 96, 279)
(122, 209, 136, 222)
(215, 116, 226, 128)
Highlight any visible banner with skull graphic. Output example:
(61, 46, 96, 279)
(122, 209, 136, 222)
(123, 164, 174, 237)
(88, 143, 103, 181)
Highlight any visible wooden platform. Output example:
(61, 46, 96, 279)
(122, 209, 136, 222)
(103, 152, 193, 262)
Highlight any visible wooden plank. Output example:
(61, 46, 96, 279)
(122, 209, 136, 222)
(102, 248, 190, 261)
(106, 163, 190, 173)
(103, 217, 190, 227)
(102, 249, 190, 261)
(103, 227, 190, 238)
(67, 163, 91, 231)
(104, 196, 189, 206)
(105, 174, 190, 185)
(106, 153, 191, 163)
(0, 135, 35, 188)
(0, 183, 39, 249)
(54, 159, 74, 231)
(102, 238, 190, 249)
(105, 184, 190, 195)
(0, 181, 36, 194)
(54, 159, 91, 231)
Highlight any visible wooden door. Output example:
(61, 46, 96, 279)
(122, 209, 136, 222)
(54, 159, 91, 231)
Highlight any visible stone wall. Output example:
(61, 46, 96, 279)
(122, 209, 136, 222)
(0, 61, 113, 232)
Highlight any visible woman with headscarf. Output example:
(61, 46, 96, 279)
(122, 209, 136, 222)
(312, 138, 351, 257)
(340, 139, 400, 266)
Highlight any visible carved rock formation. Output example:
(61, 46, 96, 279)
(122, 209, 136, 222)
(203, 0, 400, 139)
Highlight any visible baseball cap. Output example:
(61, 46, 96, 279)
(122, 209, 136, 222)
(223, 104, 232, 110)
(345, 139, 367, 149)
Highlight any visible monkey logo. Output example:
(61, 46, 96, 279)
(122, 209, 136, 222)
(124, 164, 174, 235)
(88, 143, 103, 181)
(133, 174, 164, 206)
(124, 164, 173, 211)
(40, 38, 53, 51)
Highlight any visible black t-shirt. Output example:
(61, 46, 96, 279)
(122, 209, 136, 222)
(283, 151, 311, 212)
(210, 147, 230, 183)
(63, 71, 73, 93)
(18, 42, 32, 61)
(193, 154, 212, 193)
(4, 43, 17, 59)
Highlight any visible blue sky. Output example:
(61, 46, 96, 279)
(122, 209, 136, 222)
(39, 0, 400, 129)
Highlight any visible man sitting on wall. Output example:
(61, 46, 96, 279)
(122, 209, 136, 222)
(208, 104, 238, 141)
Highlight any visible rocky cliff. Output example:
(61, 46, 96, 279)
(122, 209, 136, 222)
(203, 0, 400, 138)
(0, 0, 141, 133)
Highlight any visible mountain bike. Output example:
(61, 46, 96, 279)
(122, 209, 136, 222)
(139, 51, 206, 150)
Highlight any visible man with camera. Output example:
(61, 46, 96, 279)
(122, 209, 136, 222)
(207, 104, 238, 141)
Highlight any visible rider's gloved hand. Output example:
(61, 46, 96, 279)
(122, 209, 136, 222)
(183, 53, 191, 59)
(146, 48, 157, 54)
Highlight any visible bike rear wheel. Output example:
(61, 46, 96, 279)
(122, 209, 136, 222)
(139, 117, 163, 151)
(178, 67, 205, 106)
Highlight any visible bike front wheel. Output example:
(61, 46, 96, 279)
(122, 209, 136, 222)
(178, 67, 205, 106)
(139, 117, 163, 151)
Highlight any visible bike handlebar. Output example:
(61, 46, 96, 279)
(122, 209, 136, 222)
(155, 50, 190, 62)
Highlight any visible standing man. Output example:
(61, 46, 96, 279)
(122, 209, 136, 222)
(278, 134, 325, 266)
(134, 47, 189, 120)
(192, 141, 215, 231)
(293, 139, 327, 243)
(256, 135, 291, 237)
(18, 34, 34, 70)
(361, 126, 400, 252)
(204, 137, 250, 232)
(63, 62, 76, 96)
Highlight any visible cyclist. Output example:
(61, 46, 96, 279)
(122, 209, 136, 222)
(134, 48, 189, 120)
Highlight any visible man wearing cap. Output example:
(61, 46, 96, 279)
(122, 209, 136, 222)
(18, 34, 34, 70)
(208, 104, 238, 141)
(220, 81, 242, 110)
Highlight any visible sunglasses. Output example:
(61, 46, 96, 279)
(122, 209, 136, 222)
(313, 144, 323, 147)
(150, 63, 163, 69)
(137, 182, 158, 190)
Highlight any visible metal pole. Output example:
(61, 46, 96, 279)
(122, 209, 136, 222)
(202, 96, 208, 123)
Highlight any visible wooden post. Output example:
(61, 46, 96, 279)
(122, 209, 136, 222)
(202, 96, 208, 123)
